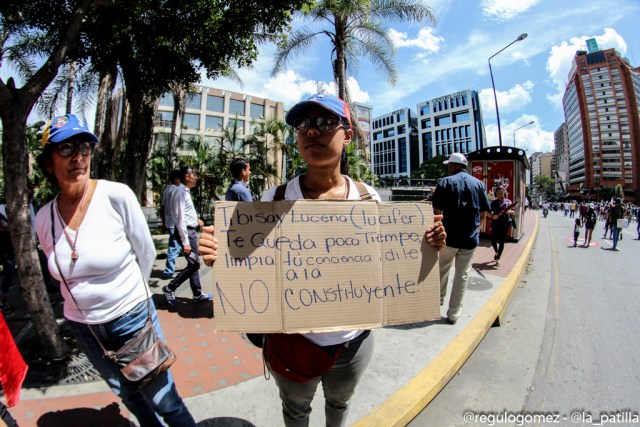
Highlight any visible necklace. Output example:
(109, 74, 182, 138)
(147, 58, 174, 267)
(300, 175, 349, 200)
(56, 181, 90, 262)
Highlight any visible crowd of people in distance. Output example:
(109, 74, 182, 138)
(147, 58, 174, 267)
(540, 198, 639, 251)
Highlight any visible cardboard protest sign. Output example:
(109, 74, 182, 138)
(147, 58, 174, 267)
(213, 200, 440, 333)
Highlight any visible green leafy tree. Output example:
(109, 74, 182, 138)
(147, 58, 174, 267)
(410, 154, 448, 181)
(344, 141, 375, 183)
(0, 0, 116, 359)
(0, 0, 309, 358)
(80, 0, 312, 199)
(614, 184, 623, 199)
(245, 117, 288, 196)
(534, 174, 555, 199)
(175, 136, 222, 223)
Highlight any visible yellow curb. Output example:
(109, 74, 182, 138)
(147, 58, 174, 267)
(354, 215, 539, 427)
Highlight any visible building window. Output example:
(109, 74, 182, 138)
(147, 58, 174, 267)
(229, 99, 245, 116)
(228, 119, 245, 133)
(207, 95, 224, 112)
(453, 111, 470, 123)
(398, 125, 406, 134)
(435, 115, 451, 126)
(250, 103, 265, 119)
(182, 113, 200, 130)
(420, 104, 430, 115)
(186, 93, 202, 110)
(205, 115, 223, 131)
(399, 137, 407, 173)
(397, 111, 405, 122)
(155, 111, 173, 128)
(159, 93, 174, 108)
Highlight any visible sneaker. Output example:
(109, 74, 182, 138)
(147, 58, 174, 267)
(163, 286, 177, 306)
(447, 317, 457, 325)
(193, 293, 213, 303)
(161, 273, 174, 280)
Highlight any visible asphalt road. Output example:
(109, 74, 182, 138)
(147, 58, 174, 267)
(410, 210, 640, 426)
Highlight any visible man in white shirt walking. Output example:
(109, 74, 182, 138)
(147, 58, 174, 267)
(163, 167, 212, 306)
(161, 170, 181, 279)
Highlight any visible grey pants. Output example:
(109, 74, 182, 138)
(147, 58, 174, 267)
(269, 331, 374, 427)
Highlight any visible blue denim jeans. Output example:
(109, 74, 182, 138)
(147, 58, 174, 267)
(163, 227, 182, 276)
(167, 229, 202, 297)
(612, 226, 620, 249)
(68, 299, 195, 427)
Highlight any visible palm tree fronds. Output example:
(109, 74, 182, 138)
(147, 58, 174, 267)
(272, 28, 324, 77)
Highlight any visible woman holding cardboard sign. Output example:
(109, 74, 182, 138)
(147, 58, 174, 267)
(200, 92, 446, 426)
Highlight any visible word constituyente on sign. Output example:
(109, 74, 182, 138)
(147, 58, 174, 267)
(213, 200, 440, 333)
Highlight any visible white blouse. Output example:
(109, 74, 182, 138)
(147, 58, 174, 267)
(36, 180, 156, 324)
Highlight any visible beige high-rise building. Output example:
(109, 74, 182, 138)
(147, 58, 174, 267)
(553, 123, 569, 195)
(562, 44, 640, 199)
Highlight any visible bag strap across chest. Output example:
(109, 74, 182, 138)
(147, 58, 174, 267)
(273, 180, 372, 201)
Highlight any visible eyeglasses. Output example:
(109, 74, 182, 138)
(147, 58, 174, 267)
(55, 141, 95, 157)
(293, 116, 344, 133)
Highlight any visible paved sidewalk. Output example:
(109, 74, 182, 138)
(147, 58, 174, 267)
(4, 210, 537, 427)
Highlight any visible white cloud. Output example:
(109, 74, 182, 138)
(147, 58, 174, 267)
(546, 28, 628, 109)
(484, 114, 553, 152)
(388, 28, 444, 53)
(479, 81, 534, 116)
(480, 0, 540, 21)
(202, 64, 369, 110)
(326, 78, 371, 104)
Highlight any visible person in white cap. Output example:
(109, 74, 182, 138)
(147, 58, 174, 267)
(431, 152, 490, 324)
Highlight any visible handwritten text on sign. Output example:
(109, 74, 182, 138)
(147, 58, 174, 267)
(213, 200, 440, 332)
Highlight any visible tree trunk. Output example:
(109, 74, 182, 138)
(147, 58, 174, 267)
(119, 92, 157, 202)
(92, 67, 118, 179)
(65, 61, 76, 114)
(112, 95, 131, 180)
(0, 98, 69, 359)
(168, 87, 185, 177)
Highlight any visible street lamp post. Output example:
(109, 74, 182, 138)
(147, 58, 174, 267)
(513, 120, 535, 146)
(488, 33, 528, 147)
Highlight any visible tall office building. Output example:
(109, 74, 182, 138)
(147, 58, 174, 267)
(371, 108, 418, 178)
(529, 152, 553, 198)
(553, 122, 569, 194)
(417, 89, 486, 160)
(562, 43, 640, 198)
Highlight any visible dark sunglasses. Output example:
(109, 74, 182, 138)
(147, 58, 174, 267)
(55, 141, 95, 157)
(293, 116, 345, 133)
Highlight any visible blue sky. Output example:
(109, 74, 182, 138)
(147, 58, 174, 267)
(203, 0, 640, 154)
